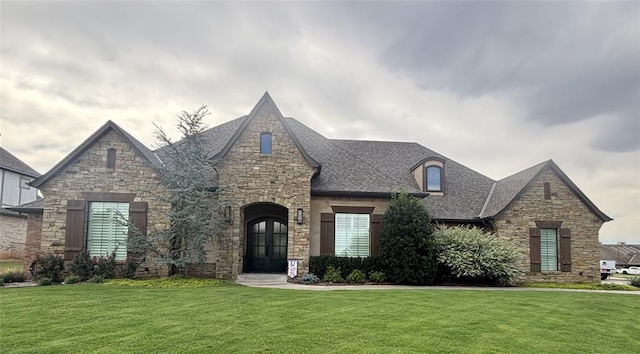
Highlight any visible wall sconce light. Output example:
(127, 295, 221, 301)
(296, 208, 304, 225)
(224, 206, 232, 223)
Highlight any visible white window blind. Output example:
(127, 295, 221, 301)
(335, 213, 370, 257)
(87, 202, 129, 261)
(540, 228, 558, 271)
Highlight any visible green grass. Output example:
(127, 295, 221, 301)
(1, 283, 639, 353)
(0, 260, 23, 274)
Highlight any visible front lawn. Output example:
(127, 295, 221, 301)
(1, 283, 639, 353)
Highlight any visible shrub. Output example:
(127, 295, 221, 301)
(433, 225, 523, 286)
(309, 256, 381, 279)
(369, 271, 386, 283)
(64, 276, 81, 284)
(630, 276, 640, 288)
(299, 273, 320, 285)
(70, 251, 94, 280)
(0, 277, 4, 284)
(87, 275, 105, 283)
(94, 254, 116, 279)
(123, 257, 139, 279)
(38, 277, 53, 286)
(346, 269, 366, 284)
(1, 270, 26, 283)
(323, 266, 344, 283)
(378, 192, 437, 285)
(31, 254, 65, 283)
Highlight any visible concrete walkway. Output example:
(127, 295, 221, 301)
(235, 275, 640, 295)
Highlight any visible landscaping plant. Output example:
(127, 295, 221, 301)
(433, 225, 523, 286)
(30, 254, 65, 283)
(378, 192, 437, 285)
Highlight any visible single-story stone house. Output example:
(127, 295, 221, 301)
(16, 93, 612, 282)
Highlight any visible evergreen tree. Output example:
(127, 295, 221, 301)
(378, 192, 437, 285)
(129, 105, 223, 275)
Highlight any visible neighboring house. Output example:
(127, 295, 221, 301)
(600, 244, 640, 267)
(22, 93, 611, 282)
(0, 147, 41, 260)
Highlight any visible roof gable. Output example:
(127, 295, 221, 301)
(31, 120, 160, 188)
(0, 147, 41, 177)
(211, 92, 320, 169)
(481, 160, 612, 222)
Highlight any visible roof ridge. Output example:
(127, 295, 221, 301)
(478, 182, 497, 218)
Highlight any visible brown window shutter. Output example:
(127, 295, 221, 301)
(65, 200, 85, 261)
(370, 214, 383, 256)
(559, 228, 571, 272)
(129, 202, 148, 237)
(529, 228, 541, 273)
(320, 213, 335, 255)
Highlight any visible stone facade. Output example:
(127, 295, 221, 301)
(215, 101, 315, 278)
(23, 212, 42, 279)
(493, 168, 603, 282)
(0, 213, 27, 260)
(37, 130, 171, 277)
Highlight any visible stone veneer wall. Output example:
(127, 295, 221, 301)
(216, 103, 315, 279)
(23, 212, 43, 279)
(493, 168, 604, 282)
(0, 213, 27, 260)
(37, 130, 171, 277)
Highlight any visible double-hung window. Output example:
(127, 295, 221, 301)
(87, 202, 129, 261)
(335, 213, 370, 257)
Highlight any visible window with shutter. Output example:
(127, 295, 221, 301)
(320, 213, 335, 255)
(335, 213, 370, 257)
(540, 228, 558, 271)
(65, 200, 86, 261)
(87, 202, 129, 261)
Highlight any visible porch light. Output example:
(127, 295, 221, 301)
(296, 208, 304, 224)
(224, 206, 232, 222)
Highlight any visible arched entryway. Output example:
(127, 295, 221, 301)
(244, 203, 288, 273)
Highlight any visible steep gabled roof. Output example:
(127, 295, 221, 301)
(31, 120, 161, 188)
(480, 160, 612, 222)
(0, 147, 41, 177)
(211, 92, 320, 170)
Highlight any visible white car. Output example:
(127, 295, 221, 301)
(618, 266, 640, 275)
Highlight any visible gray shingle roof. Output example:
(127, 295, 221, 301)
(0, 147, 41, 177)
(6, 198, 44, 213)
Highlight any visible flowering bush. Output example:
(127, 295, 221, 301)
(433, 225, 523, 286)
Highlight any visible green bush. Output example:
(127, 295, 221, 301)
(369, 271, 386, 283)
(64, 276, 81, 284)
(38, 277, 53, 286)
(31, 254, 65, 283)
(630, 276, 640, 288)
(309, 256, 381, 279)
(323, 266, 344, 283)
(94, 254, 116, 279)
(88, 275, 105, 283)
(346, 269, 366, 284)
(433, 225, 523, 286)
(0, 277, 4, 284)
(0, 271, 26, 283)
(299, 273, 320, 285)
(123, 257, 139, 279)
(378, 192, 437, 285)
(70, 251, 94, 280)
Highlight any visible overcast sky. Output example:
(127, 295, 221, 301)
(1, 1, 638, 243)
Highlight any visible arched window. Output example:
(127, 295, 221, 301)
(260, 132, 272, 154)
(425, 165, 442, 192)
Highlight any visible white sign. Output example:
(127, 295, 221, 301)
(288, 259, 298, 278)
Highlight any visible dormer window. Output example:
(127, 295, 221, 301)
(260, 132, 272, 155)
(411, 158, 445, 193)
(426, 165, 442, 192)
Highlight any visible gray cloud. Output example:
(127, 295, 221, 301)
(1, 1, 638, 242)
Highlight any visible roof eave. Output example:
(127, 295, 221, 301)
(311, 189, 429, 198)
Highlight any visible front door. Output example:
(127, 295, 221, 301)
(246, 218, 288, 273)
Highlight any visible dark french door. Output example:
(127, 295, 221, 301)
(246, 218, 288, 273)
